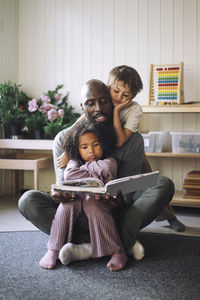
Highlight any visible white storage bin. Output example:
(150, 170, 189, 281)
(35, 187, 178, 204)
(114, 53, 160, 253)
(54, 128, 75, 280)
(153, 131, 172, 153)
(142, 131, 171, 153)
(170, 132, 200, 154)
(142, 132, 155, 152)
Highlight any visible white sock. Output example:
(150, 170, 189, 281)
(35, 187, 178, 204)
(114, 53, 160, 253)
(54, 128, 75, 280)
(127, 240, 145, 261)
(59, 242, 92, 265)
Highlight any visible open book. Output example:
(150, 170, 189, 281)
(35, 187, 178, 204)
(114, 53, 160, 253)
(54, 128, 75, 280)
(52, 170, 159, 197)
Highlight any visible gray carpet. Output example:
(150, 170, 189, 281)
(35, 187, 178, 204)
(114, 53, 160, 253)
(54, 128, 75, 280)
(0, 231, 199, 300)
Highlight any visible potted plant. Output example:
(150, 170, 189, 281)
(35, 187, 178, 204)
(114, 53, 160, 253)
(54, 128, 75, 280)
(24, 85, 80, 139)
(23, 97, 47, 139)
(0, 81, 30, 138)
(43, 86, 80, 139)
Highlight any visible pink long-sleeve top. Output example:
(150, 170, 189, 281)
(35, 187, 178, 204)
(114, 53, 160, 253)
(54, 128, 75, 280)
(64, 157, 118, 184)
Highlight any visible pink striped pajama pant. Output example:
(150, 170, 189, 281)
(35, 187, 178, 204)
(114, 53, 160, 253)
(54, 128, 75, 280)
(47, 196, 125, 258)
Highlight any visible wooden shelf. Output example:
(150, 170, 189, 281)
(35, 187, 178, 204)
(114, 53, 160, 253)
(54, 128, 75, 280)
(0, 139, 53, 150)
(146, 153, 200, 207)
(172, 191, 200, 208)
(142, 104, 200, 113)
(146, 152, 200, 158)
(142, 106, 200, 208)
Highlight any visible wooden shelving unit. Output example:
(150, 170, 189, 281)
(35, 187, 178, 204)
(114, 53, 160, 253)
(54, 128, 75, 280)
(172, 191, 200, 208)
(0, 139, 53, 150)
(142, 105, 200, 208)
(142, 104, 200, 113)
(146, 152, 200, 159)
(145, 153, 200, 208)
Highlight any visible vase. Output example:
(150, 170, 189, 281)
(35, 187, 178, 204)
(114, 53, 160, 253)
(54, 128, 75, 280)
(34, 129, 44, 139)
(4, 125, 20, 138)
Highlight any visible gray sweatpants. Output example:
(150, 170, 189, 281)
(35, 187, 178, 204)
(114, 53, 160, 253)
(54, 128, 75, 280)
(18, 129, 174, 250)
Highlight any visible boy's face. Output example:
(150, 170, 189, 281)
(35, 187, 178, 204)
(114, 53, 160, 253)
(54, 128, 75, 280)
(109, 80, 134, 107)
(78, 132, 103, 162)
(81, 84, 113, 123)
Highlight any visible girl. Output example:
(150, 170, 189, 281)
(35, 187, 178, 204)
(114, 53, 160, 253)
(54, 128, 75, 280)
(39, 120, 127, 271)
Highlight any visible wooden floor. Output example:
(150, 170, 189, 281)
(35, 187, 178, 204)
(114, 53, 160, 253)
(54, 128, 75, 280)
(0, 193, 200, 236)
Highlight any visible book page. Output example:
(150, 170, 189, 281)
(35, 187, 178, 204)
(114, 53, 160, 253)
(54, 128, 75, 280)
(52, 184, 106, 194)
(62, 177, 104, 188)
(106, 171, 159, 196)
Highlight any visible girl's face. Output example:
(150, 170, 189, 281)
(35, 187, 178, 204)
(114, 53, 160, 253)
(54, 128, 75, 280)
(78, 132, 103, 162)
(109, 80, 133, 107)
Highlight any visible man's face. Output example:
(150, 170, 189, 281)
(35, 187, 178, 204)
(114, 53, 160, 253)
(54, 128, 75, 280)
(81, 84, 113, 123)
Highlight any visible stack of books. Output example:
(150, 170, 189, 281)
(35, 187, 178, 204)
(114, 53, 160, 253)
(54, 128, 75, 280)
(183, 170, 200, 199)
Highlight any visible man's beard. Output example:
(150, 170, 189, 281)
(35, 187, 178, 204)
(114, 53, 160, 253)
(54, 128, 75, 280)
(86, 109, 114, 127)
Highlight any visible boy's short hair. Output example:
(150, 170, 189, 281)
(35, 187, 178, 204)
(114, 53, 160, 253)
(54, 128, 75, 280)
(107, 65, 143, 97)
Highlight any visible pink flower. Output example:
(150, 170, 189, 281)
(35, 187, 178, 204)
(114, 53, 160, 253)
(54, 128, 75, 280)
(40, 94, 50, 102)
(55, 93, 60, 101)
(57, 109, 64, 117)
(28, 98, 38, 112)
(22, 126, 29, 132)
(40, 103, 55, 114)
(48, 108, 57, 122)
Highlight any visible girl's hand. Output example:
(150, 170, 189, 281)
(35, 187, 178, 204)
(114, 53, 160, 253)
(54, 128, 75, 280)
(57, 152, 69, 168)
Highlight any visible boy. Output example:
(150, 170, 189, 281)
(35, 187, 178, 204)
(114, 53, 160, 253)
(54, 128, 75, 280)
(107, 65, 185, 232)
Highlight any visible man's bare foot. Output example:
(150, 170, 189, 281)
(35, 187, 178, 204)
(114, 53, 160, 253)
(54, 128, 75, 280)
(39, 250, 59, 269)
(107, 253, 127, 271)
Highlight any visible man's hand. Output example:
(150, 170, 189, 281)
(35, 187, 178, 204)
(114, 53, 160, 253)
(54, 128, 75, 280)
(51, 190, 78, 203)
(57, 152, 69, 169)
(93, 193, 119, 208)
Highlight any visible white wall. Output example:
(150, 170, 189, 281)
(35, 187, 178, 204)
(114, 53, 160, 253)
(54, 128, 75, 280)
(1, 0, 200, 192)
(0, 0, 18, 194)
(17, 0, 200, 110)
(0, 0, 18, 83)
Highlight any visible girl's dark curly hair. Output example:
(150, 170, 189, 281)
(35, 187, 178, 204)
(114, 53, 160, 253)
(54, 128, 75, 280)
(63, 120, 116, 164)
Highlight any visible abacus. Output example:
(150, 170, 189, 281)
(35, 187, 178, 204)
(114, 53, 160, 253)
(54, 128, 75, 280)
(149, 62, 184, 105)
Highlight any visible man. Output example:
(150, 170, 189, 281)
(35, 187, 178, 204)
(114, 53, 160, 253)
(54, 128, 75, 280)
(18, 79, 174, 261)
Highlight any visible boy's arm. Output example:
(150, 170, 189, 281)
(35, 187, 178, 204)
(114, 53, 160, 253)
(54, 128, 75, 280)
(113, 104, 133, 147)
(113, 101, 143, 147)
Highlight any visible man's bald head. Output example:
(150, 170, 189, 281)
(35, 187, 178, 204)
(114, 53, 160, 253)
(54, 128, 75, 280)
(80, 79, 113, 124)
